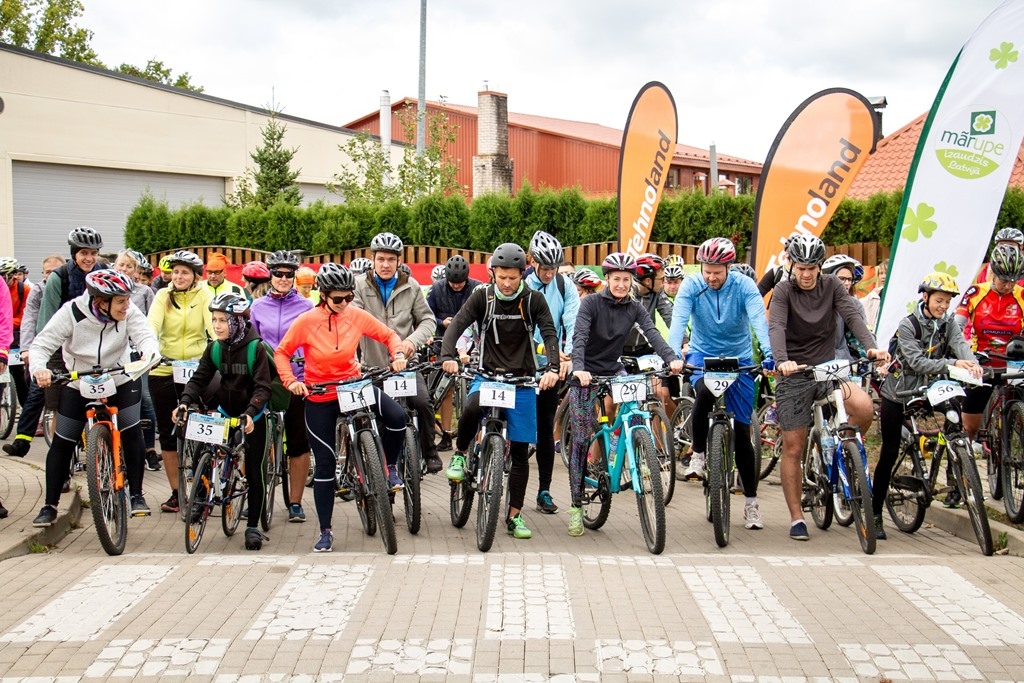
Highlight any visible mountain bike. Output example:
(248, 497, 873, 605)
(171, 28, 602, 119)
(979, 350, 1024, 522)
(51, 357, 158, 556)
(448, 369, 537, 552)
(424, 341, 466, 450)
(623, 355, 675, 505)
(380, 364, 426, 535)
(309, 368, 398, 555)
(798, 358, 876, 555)
(0, 360, 17, 439)
(261, 407, 288, 531)
(889, 368, 994, 555)
(571, 368, 669, 554)
(180, 408, 248, 554)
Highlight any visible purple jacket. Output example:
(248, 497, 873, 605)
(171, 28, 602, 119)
(250, 289, 313, 381)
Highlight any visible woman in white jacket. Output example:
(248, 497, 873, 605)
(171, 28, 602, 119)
(29, 269, 160, 527)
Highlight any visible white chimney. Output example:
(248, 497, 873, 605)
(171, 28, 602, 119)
(380, 90, 391, 186)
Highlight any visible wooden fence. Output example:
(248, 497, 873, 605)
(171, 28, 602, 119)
(147, 241, 891, 268)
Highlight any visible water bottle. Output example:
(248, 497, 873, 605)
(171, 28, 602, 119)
(609, 427, 621, 464)
(821, 433, 836, 467)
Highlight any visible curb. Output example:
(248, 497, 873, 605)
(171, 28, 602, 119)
(0, 487, 84, 562)
(924, 500, 1024, 556)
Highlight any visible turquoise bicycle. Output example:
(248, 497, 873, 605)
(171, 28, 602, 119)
(572, 369, 669, 554)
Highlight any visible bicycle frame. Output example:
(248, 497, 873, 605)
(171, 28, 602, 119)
(85, 401, 124, 491)
(587, 395, 653, 495)
(809, 381, 867, 502)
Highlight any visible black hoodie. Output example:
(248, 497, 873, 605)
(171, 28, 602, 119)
(181, 322, 272, 418)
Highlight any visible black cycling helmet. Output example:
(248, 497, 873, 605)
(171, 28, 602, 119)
(491, 243, 527, 271)
(732, 263, 757, 281)
(266, 250, 301, 270)
(991, 243, 1024, 281)
(316, 263, 355, 292)
(68, 226, 103, 256)
(445, 255, 470, 283)
(209, 292, 251, 315)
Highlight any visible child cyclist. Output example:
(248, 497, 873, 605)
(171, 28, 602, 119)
(566, 253, 683, 537)
(874, 272, 981, 540)
(172, 293, 272, 551)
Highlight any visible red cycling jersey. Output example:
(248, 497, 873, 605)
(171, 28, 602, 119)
(955, 282, 1024, 366)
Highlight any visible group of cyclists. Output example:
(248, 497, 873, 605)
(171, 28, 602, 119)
(2, 220, 1022, 552)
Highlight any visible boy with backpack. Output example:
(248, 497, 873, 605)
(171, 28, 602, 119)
(172, 293, 274, 551)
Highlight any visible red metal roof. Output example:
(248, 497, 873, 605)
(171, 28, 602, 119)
(848, 112, 1024, 199)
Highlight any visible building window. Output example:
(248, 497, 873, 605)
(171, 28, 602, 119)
(735, 176, 753, 195)
(666, 168, 679, 189)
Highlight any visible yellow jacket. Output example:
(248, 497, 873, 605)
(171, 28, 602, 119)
(148, 285, 214, 377)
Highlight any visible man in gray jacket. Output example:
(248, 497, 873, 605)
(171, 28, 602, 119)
(353, 233, 441, 472)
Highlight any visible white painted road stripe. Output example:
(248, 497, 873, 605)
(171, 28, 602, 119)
(347, 638, 472, 676)
(0, 565, 173, 643)
(244, 564, 372, 640)
(485, 564, 575, 640)
(83, 637, 229, 679)
(594, 639, 722, 677)
(841, 643, 983, 681)
(678, 565, 811, 645)
(874, 565, 1024, 648)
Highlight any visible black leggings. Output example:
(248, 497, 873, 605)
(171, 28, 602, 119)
(534, 383, 560, 494)
(691, 379, 757, 497)
(874, 397, 906, 516)
(241, 413, 268, 528)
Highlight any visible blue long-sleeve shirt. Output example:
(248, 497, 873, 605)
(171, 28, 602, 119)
(525, 271, 579, 361)
(667, 270, 772, 361)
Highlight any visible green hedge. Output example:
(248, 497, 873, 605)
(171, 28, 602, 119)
(125, 186, 1024, 257)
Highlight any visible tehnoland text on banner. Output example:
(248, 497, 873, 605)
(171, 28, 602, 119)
(617, 82, 678, 258)
(877, 0, 1024, 342)
(750, 88, 879, 279)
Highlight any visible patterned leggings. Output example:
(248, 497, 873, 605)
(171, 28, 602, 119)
(566, 384, 600, 507)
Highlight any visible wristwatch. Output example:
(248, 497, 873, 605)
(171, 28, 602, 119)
(393, 352, 406, 360)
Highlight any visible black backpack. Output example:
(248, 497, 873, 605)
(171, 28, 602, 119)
(888, 314, 947, 374)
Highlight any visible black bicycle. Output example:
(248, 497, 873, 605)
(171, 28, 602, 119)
(379, 364, 426, 535)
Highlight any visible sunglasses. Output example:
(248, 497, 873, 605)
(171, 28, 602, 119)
(271, 270, 295, 279)
(328, 293, 355, 305)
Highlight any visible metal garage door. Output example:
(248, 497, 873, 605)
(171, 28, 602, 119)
(11, 161, 224, 275)
(299, 182, 343, 206)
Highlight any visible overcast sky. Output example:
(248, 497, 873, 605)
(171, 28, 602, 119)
(82, 0, 1006, 163)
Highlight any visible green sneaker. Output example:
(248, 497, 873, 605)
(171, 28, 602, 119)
(567, 506, 584, 537)
(506, 513, 533, 539)
(446, 453, 467, 482)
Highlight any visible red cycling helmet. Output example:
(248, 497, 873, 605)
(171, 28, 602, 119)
(696, 237, 737, 265)
(634, 253, 665, 279)
(241, 261, 271, 284)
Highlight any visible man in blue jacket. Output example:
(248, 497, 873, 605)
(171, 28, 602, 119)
(668, 237, 773, 531)
(525, 231, 579, 514)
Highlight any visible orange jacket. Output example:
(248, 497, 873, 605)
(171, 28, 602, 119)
(275, 303, 402, 403)
(8, 280, 29, 331)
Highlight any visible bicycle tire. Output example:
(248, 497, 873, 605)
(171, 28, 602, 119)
(647, 401, 676, 506)
(0, 381, 16, 439)
(222, 464, 245, 537)
(262, 420, 280, 531)
(1002, 402, 1024, 523)
(632, 428, 666, 554)
(833, 491, 854, 527)
(476, 434, 505, 552)
(577, 420, 611, 530)
(756, 402, 781, 480)
(746, 403, 761, 491)
(85, 423, 127, 556)
(402, 425, 423, 534)
(43, 407, 56, 447)
(885, 436, 928, 533)
(177, 436, 200, 523)
(951, 439, 994, 556)
(555, 397, 570, 468)
(185, 451, 213, 554)
(806, 432, 833, 530)
(707, 422, 730, 548)
(841, 441, 875, 555)
(670, 397, 695, 482)
(988, 397, 1004, 500)
(360, 430, 397, 555)
(343, 433, 375, 536)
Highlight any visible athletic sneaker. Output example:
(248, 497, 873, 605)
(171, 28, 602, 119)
(314, 529, 334, 552)
(944, 490, 962, 508)
(288, 504, 306, 522)
(130, 495, 151, 517)
(387, 465, 404, 491)
(245, 527, 268, 550)
(424, 454, 443, 474)
(764, 405, 779, 425)
(506, 513, 533, 539)
(567, 506, 584, 537)
(145, 450, 162, 471)
(2, 438, 30, 458)
(874, 514, 887, 540)
(789, 520, 810, 541)
(743, 501, 764, 530)
(446, 453, 467, 482)
(683, 452, 706, 481)
(160, 492, 179, 513)
(536, 490, 558, 514)
(437, 434, 453, 451)
(32, 505, 57, 527)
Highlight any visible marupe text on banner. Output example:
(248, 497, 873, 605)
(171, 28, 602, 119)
(625, 129, 672, 258)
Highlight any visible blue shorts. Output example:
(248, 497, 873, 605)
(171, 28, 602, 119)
(686, 352, 755, 425)
(469, 378, 538, 443)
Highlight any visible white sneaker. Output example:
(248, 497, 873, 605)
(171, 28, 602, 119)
(683, 452, 705, 481)
(744, 500, 764, 530)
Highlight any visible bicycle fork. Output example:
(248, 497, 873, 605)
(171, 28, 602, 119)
(87, 405, 124, 491)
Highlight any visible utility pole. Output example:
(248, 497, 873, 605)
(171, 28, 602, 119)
(417, 0, 427, 157)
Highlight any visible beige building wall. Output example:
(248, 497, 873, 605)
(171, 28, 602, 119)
(0, 46, 401, 254)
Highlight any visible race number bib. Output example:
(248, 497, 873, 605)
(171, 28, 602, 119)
(635, 354, 664, 371)
(610, 375, 647, 404)
(172, 360, 199, 385)
(704, 371, 738, 398)
(185, 413, 229, 445)
(8, 348, 22, 366)
(479, 382, 516, 409)
(336, 381, 375, 413)
(926, 380, 965, 406)
(812, 360, 850, 382)
(382, 372, 418, 398)
(79, 373, 116, 399)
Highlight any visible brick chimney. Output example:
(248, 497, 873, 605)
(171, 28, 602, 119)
(472, 90, 514, 196)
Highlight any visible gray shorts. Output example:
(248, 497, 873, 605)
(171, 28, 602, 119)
(775, 375, 830, 431)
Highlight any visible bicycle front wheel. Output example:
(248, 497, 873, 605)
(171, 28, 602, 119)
(475, 434, 505, 552)
(1002, 402, 1024, 523)
(757, 402, 781, 480)
(0, 381, 16, 440)
(806, 433, 833, 530)
(85, 423, 127, 556)
(581, 429, 611, 530)
(360, 430, 397, 555)
(952, 439, 993, 556)
(647, 401, 676, 506)
(555, 398, 570, 469)
(262, 423, 280, 531)
(222, 464, 245, 537)
(177, 436, 201, 523)
(885, 436, 928, 533)
(841, 441, 875, 555)
(671, 397, 694, 482)
(707, 422, 731, 548)
(632, 428, 666, 554)
(402, 425, 423, 535)
(988, 399, 1005, 500)
(185, 451, 213, 554)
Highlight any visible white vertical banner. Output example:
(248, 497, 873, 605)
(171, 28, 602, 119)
(877, 0, 1024, 343)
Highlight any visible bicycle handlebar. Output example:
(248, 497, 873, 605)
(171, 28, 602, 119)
(306, 367, 392, 395)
